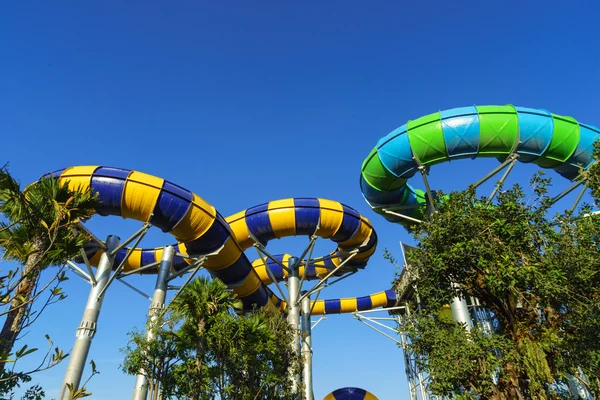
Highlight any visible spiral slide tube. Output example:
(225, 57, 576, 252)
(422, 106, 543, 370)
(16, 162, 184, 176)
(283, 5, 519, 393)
(250, 255, 394, 314)
(361, 105, 600, 225)
(43, 167, 394, 314)
(323, 387, 379, 400)
(43, 166, 271, 310)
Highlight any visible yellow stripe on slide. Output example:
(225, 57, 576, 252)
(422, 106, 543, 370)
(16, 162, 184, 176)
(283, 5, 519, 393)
(353, 243, 376, 262)
(252, 258, 272, 284)
(340, 298, 358, 313)
(316, 199, 343, 238)
(88, 249, 104, 266)
(268, 199, 296, 238)
(310, 301, 325, 315)
(370, 291, 388, 307)
(170, 193, 216, 243)
(121, 171, 163, 222)
(226, 210, 253, 250)
(269, 294, 285, 311)
(176, 243, 192, 264)
(364, 392, 379, 400)
(314, 266, 329, 278)
(339, 218, 373, 248)
(232, 272, 262, 297)
(323, 394, 336, 400)
(59, 166, 98, 192)
(125, 248, 143, 271)
(203, 238, 243, 270)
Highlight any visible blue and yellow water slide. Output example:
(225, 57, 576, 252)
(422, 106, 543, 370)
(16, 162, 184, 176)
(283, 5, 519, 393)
(323, 387, 379, 400)
(42, 166, 396, 315)
(361, 105, 600, 225)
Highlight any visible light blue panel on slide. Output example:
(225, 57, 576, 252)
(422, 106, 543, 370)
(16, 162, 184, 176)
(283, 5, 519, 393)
(515, 107, 553, 163)
(440, 106, 480, 159)
(377, 124, 419, 178)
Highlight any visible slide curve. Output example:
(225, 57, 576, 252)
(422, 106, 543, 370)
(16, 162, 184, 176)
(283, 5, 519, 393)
(41, 167, 395, 314)
(361, 105, 600, 225)
(323, 387, 379, 400)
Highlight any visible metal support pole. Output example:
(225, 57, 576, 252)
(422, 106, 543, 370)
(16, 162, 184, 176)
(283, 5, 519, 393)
(301, 293, 314, 400)
(286, 256, 301, 396)
(487, 157, 517, 203)
(419, 166, 437, 214)
(59, 235, 120, 399)
(132, 246, 175, 400)
(450, 291, 472, 331)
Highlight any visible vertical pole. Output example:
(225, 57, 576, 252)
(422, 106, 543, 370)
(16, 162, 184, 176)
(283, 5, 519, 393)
(286, 256, 301, 396)
(132, 246, 175, 400)
(59, 235, 120, 399)
(301, 293, 314, 400)
(450, 292, 473, 331)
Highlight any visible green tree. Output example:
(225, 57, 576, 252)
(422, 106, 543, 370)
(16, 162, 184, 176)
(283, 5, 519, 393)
(121, 277, 299, 399)
(170, 276, 243, 399)
(392, 167, 600, 399)
(0, 166, 98, 391)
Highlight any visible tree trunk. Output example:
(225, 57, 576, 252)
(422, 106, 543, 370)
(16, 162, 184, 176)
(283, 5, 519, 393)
(0, 238, 44, 370)
(192, 317, 205, 400)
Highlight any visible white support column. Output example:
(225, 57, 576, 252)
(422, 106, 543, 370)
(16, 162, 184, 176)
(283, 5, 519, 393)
(286, 256, 301, 396)
(301, 293, 313, 400)
(59, 235, 120, 399)
(132, 246, 175, 400)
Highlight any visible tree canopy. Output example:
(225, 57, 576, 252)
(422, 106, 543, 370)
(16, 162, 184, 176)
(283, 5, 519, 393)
(121, 276, 300, 400)
(0, 166, 98, 395)
(394, 157, 600, 399)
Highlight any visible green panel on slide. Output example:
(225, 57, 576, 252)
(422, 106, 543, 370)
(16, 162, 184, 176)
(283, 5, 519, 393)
(362, 147, 406, 191)
(476, 105, 519, 157)
(407, 111, 447, 166)
(535, 114, 580, 168)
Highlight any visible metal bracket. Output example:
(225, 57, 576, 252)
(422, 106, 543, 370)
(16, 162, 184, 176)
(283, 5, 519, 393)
(97, 224, 151, 300)
(66, 261, 92, 284)
(487, 154, 519, 204)
(248, 231, 290, 272)
(77, 222, 107, 251)
(297, 250, 358, 305)
(418, 165, 437, 215)
(311, 316, 326, 330)
(298, 235, 318, 294)
(472, 153, 519, 190)
(116, 278, 152, 301)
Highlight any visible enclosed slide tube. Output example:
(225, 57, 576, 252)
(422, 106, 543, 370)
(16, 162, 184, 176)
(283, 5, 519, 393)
(41, 167, 395, 314)
(361, 105, 600, 225)
(323, 387, 379, 400)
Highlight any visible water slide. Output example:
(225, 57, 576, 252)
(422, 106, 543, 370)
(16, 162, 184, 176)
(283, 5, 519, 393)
(323, 387, 379, 400)
(361, 105, 600, 225)
(42, 166, 396, 314)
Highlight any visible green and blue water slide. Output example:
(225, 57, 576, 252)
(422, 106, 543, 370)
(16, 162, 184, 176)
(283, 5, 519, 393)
(360, 105, 600, 225)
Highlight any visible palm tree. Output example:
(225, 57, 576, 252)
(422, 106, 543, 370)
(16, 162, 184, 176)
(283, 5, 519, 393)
(170, 276, 242, 399)
(0, 166, 98, 370)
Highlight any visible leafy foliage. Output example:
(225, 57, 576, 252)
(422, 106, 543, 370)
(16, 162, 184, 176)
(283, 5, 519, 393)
(0, 165, 99, 395)
(393, 156, 600, 399)
(121, 277, 300, 399)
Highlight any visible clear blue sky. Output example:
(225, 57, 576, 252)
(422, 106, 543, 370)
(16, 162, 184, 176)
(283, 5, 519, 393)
(1, 1, 599, 399)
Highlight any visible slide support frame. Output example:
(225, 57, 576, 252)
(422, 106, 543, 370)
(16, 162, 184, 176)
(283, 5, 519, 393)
(59, 235, 120, 399)
(132, 245, 175, 400)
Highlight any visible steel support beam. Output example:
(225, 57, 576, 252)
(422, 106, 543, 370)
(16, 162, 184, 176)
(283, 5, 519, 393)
(450, 292, 473, 331)
(286, 256, 301, 396)
(301, 293, 314, 400)
(59, 235, 120, 399)
(132, 246, 175, 400)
